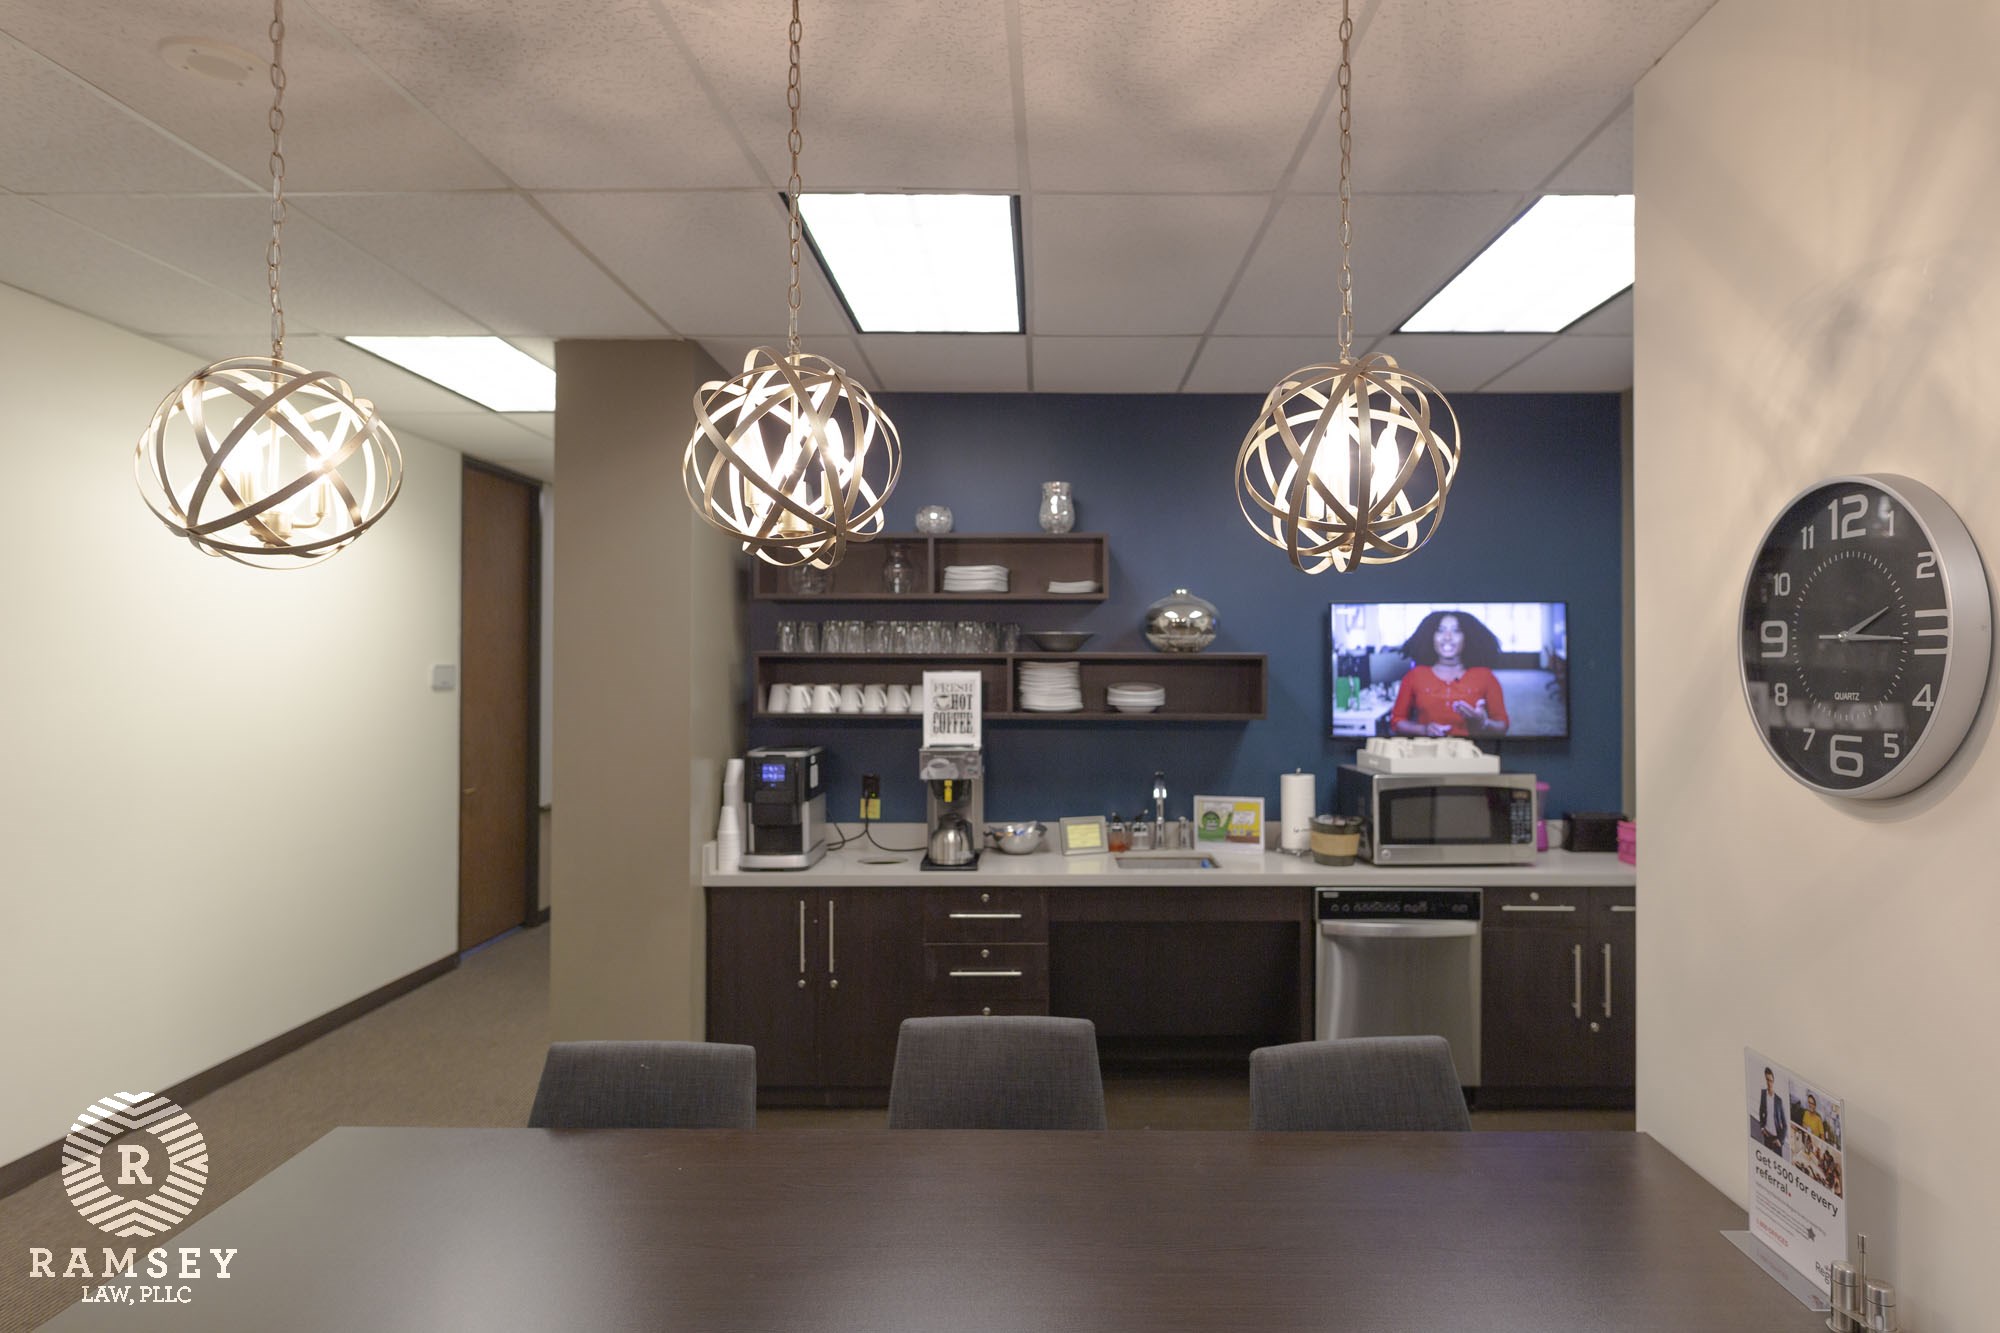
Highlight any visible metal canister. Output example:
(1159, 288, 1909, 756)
(1862, 1279, 1896, 1332)
(1827, 1261, 1860, 1333)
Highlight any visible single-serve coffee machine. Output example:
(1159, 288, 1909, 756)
(742, 746, 827, 870)
(919, 747, 984, 871)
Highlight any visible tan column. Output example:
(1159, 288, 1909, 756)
(550, 340, 742, 1040)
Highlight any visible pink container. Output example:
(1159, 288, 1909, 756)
(1616, 819, 1637, 866)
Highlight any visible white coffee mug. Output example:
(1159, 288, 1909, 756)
(838, 683, 864, 713)
(887, 683, 913, 712)
(812, 683, 841, 714)
(789, 683, 815, 713)
(768, 682, 791, 713)
(862, 683, 889, 713)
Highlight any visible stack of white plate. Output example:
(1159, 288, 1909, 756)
(943, 564, 1010, 592)
(1106, 681, 1166, 713)
(1047, 579, 1100, 594)
(1018, 661, 1083, 712)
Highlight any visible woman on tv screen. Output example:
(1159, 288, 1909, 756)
(1389, 610, 1511, 738)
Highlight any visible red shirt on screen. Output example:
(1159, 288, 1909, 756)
(1389, 666, 1508, 735)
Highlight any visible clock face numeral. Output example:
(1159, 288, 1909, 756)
(1828, 494, 1866, 540)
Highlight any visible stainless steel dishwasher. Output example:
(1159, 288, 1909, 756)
(1315, 888, 1481, 1087)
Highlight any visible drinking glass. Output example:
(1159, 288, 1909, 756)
(867, 621, 892, 654)
(799, 621, 819, 654)
(776, 621, 801, 653)
(997, 622, 1020, 653)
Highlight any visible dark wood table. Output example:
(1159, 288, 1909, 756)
(42, 1129, 1816, 1331)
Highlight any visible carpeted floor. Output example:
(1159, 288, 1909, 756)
(0, 924, 1631, 1331)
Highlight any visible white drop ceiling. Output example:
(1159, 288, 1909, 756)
(0, 0, 1712, 481)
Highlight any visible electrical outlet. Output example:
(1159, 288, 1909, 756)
(860, 773, 881, 822)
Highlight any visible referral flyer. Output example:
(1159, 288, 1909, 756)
(1743, 1047, 1847, 1290)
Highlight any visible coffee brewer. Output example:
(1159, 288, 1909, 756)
(741, 746, 827, 870)
(919, 747, 984, 871)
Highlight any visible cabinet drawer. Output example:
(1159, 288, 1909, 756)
(922, 888, 1048, 943)
(1483, 886, 1592, 926)
(922, 944, 1048, 1004)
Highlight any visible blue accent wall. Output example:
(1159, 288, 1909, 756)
(746, 391, 1625, 826)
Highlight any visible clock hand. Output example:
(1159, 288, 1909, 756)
(1839, 606, 1890, 636)
(1842, 632, 1904, 642)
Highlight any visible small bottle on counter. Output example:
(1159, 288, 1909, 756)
(1108, 816, 1130, 853)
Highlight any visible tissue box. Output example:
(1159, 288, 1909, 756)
(1616, 819, 1636, 866)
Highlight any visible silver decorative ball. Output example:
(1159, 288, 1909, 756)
(135, 356, 402, 568)
(914, 504, 954, 534)
(1144, 588, 1219, 653)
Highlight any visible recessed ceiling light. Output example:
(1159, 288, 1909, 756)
(799, 193, 1022, 334)
(157, 38, 262, 86)
(1400, 195, 1634, 334)
(343, 337, 555, 412)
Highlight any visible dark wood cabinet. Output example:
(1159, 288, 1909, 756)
(706, 885, 921, 1105)
(1480, 885, 1635, 1108)
(919, 885, 1050, 1017)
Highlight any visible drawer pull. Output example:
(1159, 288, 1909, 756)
(948, 912, 1024, 920)
(948, 969, 1025, 979)
(1603, 942, 1613, 1019)
(1610, 904, 1637, 913)
(1501, 904, 1577, 913)
(1572, 944, 1583, 1019)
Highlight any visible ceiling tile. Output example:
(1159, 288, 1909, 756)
(299, 192, 666, 335)
(0, 197, 264, 336)
(1567, 287, 1632, 336)
(674, 0, 1018, 190)
(161, 333, 497, 416)
(1031, 194, 1267, 335)
(1182, 336, 1346, 394)
(0, 0, 503, 191)
(38, 194, 483, 334)
(0, 35, 246, 193)
(1546, 103, 1633, 192)
(858, 335, 1027, 392)
(695, 337, 866, 385)
(306, 0, 757, 190)
(1019, 0, 1341, 192)
(1292, 2, 1714, 193)
(503, 411, 554, 440)
(392, 410, 553, 482)
(1364, 334, 1553, 392)
(1482, 334, 1632, 392)
(1030, 336, 1198, 393)
(537, 191, 854, 337)
(1217, 192, 1526, 337)
(506, 338, 556, 369)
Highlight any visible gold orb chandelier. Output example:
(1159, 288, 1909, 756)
(135, 0, 400, 568)
(1235, 0, 1460, 574)
(683, 0, 900, 569)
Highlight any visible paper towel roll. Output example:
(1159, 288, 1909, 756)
(1279, 771, 1316, 853)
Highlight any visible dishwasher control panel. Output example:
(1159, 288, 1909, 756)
(1318, 889, 1481, 922)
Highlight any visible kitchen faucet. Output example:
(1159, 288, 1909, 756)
(1152, 771, 1167, 825)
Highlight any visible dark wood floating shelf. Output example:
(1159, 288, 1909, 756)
(751, 652, 1267, 723)
(752, 533, 1110, 603)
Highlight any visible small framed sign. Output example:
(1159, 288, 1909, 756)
(1192, 795, 1265, 856)
(1059, 815, 1109, 857)
(921, 670, 983, 749)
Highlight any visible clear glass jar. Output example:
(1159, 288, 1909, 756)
(1038, 481, 1076, 534)
(881, 542, 918, 594)
(914, 504, 954, 534)
(786, 563, 831, 595)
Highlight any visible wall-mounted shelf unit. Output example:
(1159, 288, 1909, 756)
(752, 652, 1267, 722)
(750, 533, 1109, 603)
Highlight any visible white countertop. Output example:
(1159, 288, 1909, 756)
(706, 827, 1635, 889)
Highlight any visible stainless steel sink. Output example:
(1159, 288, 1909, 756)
(1114, 854, 1218, 870)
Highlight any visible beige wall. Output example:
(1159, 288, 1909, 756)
(549, 340, 740, 1040)
(0, 284, 463, 1165)
(1635, 4, 2000, 1326)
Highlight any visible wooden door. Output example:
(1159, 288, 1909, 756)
(1480, 891, 1589, 1090)
(706, 888, 819, 1089)
(817, 888, 923, 1089)
(459, 464, 538, 951)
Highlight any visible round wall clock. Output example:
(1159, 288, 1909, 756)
(1738, 473, 1992, 798)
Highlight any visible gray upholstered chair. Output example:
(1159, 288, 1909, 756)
(1249, 1036, 1471, 1131)
(527, 1040, 757, 1129)
(886, 1016, 1107, 1130)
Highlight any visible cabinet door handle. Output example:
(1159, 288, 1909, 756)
(1572, 944, 1583, 1019)
(827, 899, 836, 975)
(1502, 904, 1577, 913)
(949, 969, 1025, 979)
(948, 912, 1023, 920)
(797, 899, 807, 983)
(1603, 942, 1613, 1019)
(1610, 904, 1636, 913)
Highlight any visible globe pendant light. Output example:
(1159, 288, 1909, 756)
(684, 0, 900, 570)
(135, 0, 401, 568)
(1235, 0, 1460, 574)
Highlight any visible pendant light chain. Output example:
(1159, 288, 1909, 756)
(785, 0, 804, 358)
(1335, 0, 1354, 363)
(266, 0, 288, 360)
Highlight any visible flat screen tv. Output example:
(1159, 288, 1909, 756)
(1330, 601, 1569, 739)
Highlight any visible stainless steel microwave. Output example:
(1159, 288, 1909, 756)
(1332, 766, 1538, 865)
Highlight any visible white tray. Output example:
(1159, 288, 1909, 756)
(1355, 750, 1502, 774)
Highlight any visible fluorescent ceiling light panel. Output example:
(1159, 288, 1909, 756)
(342, 336, 555, 412)
(1400, 195, 1634, 334)
(799, 193, 1022, 333)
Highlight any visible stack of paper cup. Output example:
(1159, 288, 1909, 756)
(722, 758, 744, 811)
(716, 805, 742, 873)
(1279, 770, 1316, 854)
